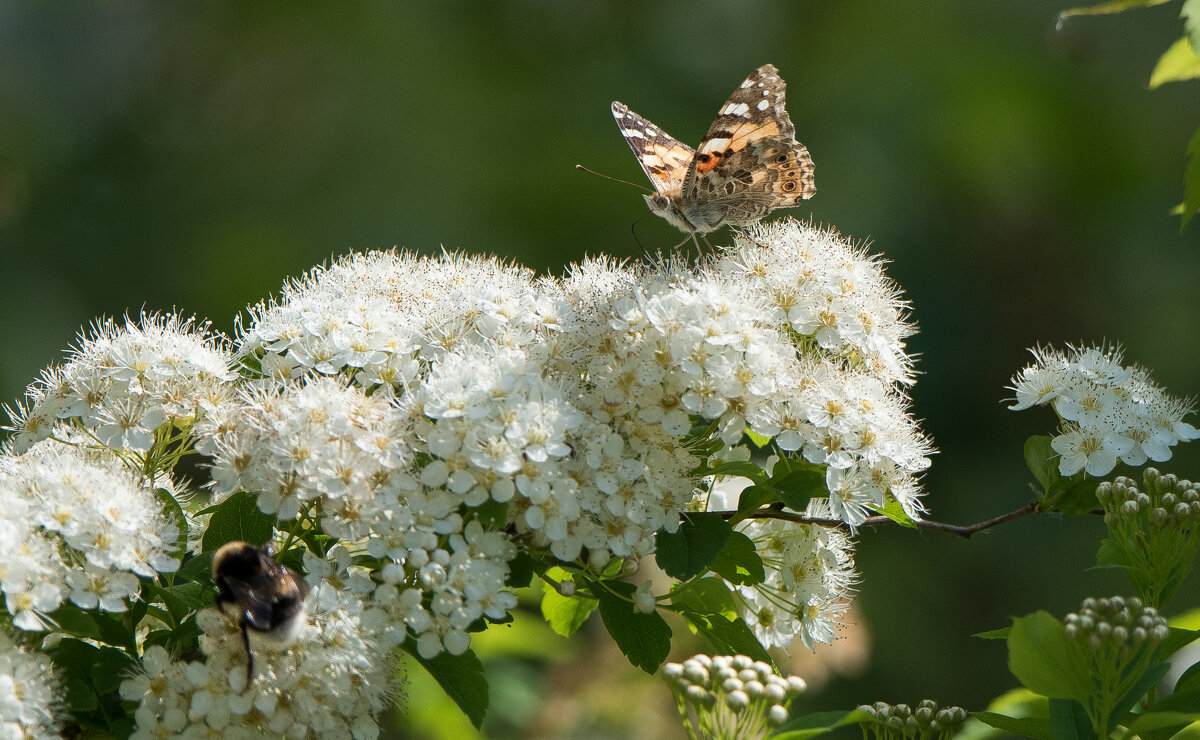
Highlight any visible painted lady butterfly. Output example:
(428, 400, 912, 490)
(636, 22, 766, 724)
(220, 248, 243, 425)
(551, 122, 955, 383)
(611, 64, 815, 245)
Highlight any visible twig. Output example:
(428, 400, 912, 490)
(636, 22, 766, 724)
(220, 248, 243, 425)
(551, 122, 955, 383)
(734, 501, 1041, 539)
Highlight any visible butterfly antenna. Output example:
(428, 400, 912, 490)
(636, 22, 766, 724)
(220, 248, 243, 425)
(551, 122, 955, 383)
(576, 164, 654, 193)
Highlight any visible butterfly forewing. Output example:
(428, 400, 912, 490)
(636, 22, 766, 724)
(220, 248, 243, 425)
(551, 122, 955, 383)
(610, 101, 694, 196)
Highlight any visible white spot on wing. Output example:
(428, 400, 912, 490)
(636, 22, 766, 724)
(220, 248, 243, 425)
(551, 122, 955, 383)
(625, 129, 644, 138)
(756, 99, 769, 111)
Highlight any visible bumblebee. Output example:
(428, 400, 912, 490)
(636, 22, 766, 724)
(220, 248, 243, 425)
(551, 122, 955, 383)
(212, 540, 309, 686)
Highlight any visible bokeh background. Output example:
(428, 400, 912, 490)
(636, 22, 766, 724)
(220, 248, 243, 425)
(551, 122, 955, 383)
(3, 1, 1200, 737)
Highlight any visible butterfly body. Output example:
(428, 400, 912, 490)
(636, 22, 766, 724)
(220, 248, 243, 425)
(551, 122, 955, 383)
(612, 64, 815, 240)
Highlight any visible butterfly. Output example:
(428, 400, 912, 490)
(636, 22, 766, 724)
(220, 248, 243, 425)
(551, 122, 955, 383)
(611, 64, 815, 247)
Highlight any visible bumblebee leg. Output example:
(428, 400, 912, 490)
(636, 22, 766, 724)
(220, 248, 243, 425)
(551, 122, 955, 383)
(241, 621, 253, 691)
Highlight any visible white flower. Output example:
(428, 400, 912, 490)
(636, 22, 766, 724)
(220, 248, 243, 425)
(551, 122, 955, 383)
(0, 633, 61, 737)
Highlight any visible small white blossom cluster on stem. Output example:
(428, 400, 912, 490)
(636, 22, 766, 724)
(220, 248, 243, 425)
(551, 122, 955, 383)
(1009, 344, 1199, 476)
(707, 472, 858, 653)
(661, 653, 805, 740)
(737, 508, 858, 652)
(121, 596, 395, 739)
(0, 631, 62, 739)
(3, 312, 235, 456)
(0, 436, 180, 630)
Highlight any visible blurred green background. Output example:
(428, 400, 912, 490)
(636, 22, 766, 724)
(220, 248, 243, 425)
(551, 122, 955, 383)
(3, 1, 1200, 737)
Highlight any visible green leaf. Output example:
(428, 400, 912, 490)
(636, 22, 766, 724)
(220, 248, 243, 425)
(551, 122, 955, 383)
(1054, 478, 1100, 515)
(1185, 0, 1200, 54)
(710, 531, 765, 586)
(176, 550, 214, 582)
(92, 612, 137, 654)
(655, 513, 733, 580)
(1160, 626, 1200, 658)
(469, 499, 508, 529)
(506, 549, 537, 588)
(1151, 37, 1200, 89)
(1177, 660, 1200, 694)
(974, 626, 1012, 640)
(405, 643, 489, 730)
(589, 579, 672, 674)
(1174, 720, 1200, 739)
(1024, 436, 1060, 494)
(1094, 538, 1133, 570)
(731, 485, 778, 523)
(144, 582, 191, 624)
(670, 577, 738, 619)
(1125, 711, 1200, 736)
(49, 603, 103, 641)
(47, 638, 103, 713)
(745, 428, 772, 448)
(972, 712, 1053, 740)
(706, 461, 771, 485)
(1060, 0, 1172, 16)
(541, 579, 597, 638)
(681, 610, 773, 667)
(1048, 698, 1092, 739)
(875, 498, 917, 528)
(1007, 611, 1091, 701)
(200, 490, 276, 552)
(770, 709, 872, 739)
(1184, 126, 1200, 229)
(772, 468, 826, 511)
(90, 646, 136, 694)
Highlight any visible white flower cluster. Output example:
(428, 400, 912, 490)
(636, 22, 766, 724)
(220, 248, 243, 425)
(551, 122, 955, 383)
(200, 376, 415, 541)
(0, 437, 180, 630)
(0, 631, 61, 739)
(121, 599, 394, 739)
(737, 510, 858, 651)
(1009, 344, 1199, 476)
(236, 250, 566, 389)
(719, 220, 916, 385)
(3, 313, 235, 456)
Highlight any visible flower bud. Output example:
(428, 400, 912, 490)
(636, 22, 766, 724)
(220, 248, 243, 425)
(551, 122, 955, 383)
(726, 690, 749, 712)
(764, 682, 786, 703)
(768, 704, 791, 727)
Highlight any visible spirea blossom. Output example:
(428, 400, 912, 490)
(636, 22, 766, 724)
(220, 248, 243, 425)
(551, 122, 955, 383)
(0, 631, 62, 739)
(121, 595, 395, 739)
(2, 312, 235, 456)
(0, 435, 180, 630)
(1009, 344, 1199, 477)
(737, 507, 858, 652)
